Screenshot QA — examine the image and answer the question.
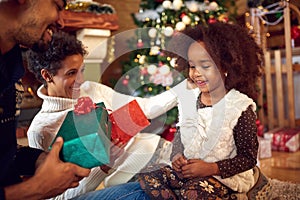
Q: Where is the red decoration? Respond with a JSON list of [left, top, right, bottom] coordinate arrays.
[[291, 26, 300, 39], [161, 126, 177, 142], [180, 12, 186, 19], [74, 96, 97, 115], [208, 17, 217, 24], [256, 119, 264, 137]]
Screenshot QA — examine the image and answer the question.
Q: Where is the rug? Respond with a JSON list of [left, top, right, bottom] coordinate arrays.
[[269, 178, 300, 200]]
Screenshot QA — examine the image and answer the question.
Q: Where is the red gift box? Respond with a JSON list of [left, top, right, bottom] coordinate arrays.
[[264, 127, 300, 152], [109, 100, 150, 144]]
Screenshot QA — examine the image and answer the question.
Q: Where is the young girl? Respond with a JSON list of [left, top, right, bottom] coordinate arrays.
[[139, 22, 265, 199]]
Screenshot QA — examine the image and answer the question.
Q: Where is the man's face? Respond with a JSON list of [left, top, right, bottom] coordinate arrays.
[[18, 0, 65, 52]]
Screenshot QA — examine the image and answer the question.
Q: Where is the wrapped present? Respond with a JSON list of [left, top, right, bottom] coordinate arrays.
[[110, 100, 150, 144], [49, 97, 111, 168], [264, 127, 300, 152], [258, 136, 272, 159]]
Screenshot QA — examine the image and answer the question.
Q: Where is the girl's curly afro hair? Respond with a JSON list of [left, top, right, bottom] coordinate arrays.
[[167, 22, 263, 100]]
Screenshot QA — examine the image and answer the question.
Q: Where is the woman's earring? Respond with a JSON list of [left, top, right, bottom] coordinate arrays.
[[224, 72, 228, 77], [46, 73, 53, 83]]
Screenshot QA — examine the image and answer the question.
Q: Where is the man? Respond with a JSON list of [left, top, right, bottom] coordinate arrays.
[[0, 1, 91, 199], [0, 1, 152, 199]]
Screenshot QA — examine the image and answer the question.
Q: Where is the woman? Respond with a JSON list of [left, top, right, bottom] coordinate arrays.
[[26, 31, 184, 199]]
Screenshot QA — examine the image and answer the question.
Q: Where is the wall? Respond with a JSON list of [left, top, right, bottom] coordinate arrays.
[[94, 0, 142, 86]]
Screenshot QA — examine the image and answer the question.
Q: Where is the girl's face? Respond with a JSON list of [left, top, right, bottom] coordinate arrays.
[[188, 41, 225, 96], [46, 54, 85, 99]]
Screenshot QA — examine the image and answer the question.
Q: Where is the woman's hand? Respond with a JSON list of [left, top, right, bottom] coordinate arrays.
[[181, 159, 220, 178], [101, 141, 126, 173]]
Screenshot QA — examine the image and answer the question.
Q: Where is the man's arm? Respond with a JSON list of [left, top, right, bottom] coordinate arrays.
[[4, 137, 90, 200]]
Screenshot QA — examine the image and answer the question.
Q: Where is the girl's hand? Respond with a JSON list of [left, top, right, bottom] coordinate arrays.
[[181, 159, 220, 178], [171, 154, 188, 171]]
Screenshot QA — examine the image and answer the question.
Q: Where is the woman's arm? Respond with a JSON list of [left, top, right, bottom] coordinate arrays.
[[92, 80, 187, 119]]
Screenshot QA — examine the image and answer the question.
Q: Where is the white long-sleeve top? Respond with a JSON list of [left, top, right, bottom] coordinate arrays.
[[27, 80, 183, 200]]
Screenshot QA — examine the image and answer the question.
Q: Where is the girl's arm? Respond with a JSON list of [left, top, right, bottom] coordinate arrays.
[[216, 106, 258, 178]]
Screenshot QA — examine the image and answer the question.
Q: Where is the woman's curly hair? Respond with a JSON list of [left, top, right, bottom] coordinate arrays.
[[27, 31, 87, 87], [167, 22, 263, 100]]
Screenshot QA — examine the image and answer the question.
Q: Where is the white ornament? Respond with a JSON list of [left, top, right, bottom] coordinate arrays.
[[149, 46, 160, 55], [162, 0, 172, 9], [148, 28, 157, 38], [139, 55, 146, 64], [147, 64, 158, 75], [164, 26, 174, 37], [159, 65, 171, 75], [169, 58, 177, 67], [186, 1, 198, 12], [182, 15, 191, 25], [175, 21, 186, 31], [173, 0, 183, 11], [208, 2, 218, 11]]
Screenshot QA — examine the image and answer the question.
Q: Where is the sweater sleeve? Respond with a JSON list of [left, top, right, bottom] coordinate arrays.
[[170, 128, 184, 161], [14, 146, 43, 176], [216, 106, 258, 178], [0, 187, 5, 200], [93, 81, 184, 120]]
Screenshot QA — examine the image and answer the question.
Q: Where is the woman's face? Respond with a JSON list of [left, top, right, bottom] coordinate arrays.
[[47, 54, 85, 99], [187, 41, 225, 95]]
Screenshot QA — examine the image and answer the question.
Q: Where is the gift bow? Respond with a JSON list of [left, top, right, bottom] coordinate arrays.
[[74, 96, 97, 115]]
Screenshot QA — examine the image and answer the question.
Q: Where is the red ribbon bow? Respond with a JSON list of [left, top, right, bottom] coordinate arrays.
[[74, 96, 97, 115]]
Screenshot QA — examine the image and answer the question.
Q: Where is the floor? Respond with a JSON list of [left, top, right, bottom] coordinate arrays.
[[259, 150, 300, 184]]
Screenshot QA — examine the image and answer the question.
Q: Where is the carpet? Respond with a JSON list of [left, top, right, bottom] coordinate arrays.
[[269, 178, 300, 200]]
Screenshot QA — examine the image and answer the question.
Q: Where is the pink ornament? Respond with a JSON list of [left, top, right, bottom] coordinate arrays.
[[180, 12, 186, 19], [140, 67, 148, 75], [208, 18, 217, 24], [137, 39, 144, 48], [122, 79, 129, 86]]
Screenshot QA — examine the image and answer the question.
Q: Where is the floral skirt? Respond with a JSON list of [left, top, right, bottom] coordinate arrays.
[[139, 165, 238, 200]]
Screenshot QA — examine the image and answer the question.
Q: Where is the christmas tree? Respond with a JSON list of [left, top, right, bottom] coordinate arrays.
[[112, 0, 236, 135]]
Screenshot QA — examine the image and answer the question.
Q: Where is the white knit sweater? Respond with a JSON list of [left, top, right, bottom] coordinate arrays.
[[27, 80, 182, 200]]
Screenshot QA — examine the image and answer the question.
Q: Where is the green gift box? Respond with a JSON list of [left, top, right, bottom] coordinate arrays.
[[49, 102, 111, 168]]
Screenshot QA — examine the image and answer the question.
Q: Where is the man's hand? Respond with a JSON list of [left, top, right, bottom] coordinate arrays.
[[5, 137, 91, 200]]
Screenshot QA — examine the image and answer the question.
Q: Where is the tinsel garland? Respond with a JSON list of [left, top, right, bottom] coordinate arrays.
[[65, 1, 115, 14]]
